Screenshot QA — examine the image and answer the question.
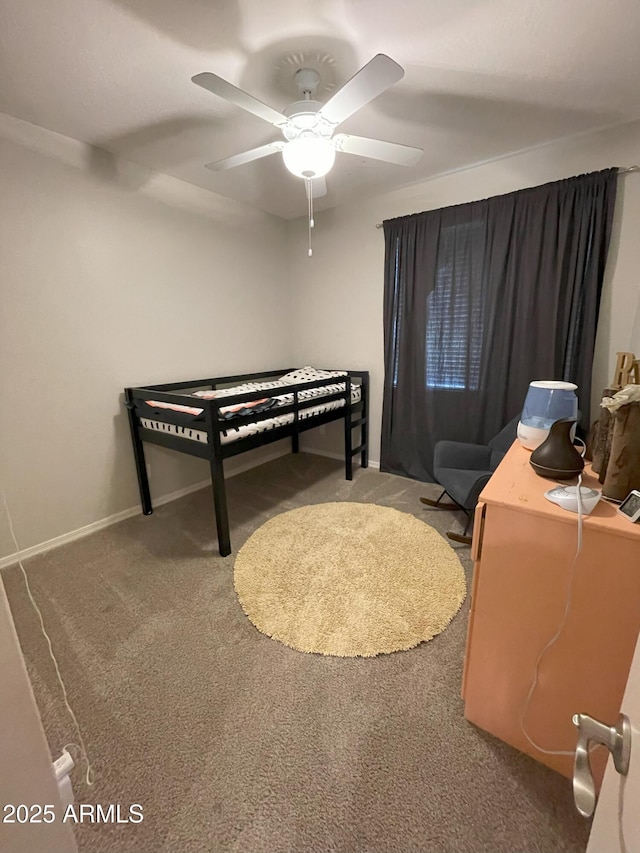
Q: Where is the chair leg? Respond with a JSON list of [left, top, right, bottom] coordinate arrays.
[[447, 531, 473, 546], [421, 489, 473, 545], [446, 511, 473, 546], [419, 489, 459, 511]]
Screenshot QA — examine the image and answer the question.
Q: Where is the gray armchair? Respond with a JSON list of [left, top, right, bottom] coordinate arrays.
[[420, 415, 520, 544]]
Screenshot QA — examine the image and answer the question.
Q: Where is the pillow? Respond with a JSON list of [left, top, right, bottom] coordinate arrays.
[[145, 400, 204, 416], [279, 366, 347, 384], [193, 380, 285, 400]]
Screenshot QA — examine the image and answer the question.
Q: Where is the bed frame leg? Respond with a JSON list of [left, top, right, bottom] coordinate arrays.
[[210, 458, 231, 557], [125, 390, 153, 515], [361, 373, 369, 469], [344, 413, 353, 481], [361, 418, 369, 469]]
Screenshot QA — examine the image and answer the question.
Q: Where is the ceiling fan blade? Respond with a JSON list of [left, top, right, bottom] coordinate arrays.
[[305, 177, 327, 199], [318, 54, 404, 126], [204, 141, 285, 171], [333, 134, 423, 166], [192, 72, 288, 127]]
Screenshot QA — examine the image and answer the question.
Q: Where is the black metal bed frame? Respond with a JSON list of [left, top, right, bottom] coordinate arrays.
[[124, 368, 369, 556]]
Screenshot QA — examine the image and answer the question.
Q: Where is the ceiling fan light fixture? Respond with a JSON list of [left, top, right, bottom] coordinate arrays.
[[282, 137, 336, 179], [193, 54, 423, 249]]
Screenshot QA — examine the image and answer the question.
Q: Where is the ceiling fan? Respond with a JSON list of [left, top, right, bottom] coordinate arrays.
[[192, 53, 423, 201]]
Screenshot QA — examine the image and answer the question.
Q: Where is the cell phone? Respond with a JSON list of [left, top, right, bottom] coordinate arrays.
[[617, 489, 640, 523]]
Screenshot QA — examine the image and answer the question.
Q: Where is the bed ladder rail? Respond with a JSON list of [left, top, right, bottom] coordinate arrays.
[[344, 372, 369, 480]]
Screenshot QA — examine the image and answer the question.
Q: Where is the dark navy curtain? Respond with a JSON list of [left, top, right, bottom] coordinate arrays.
[[381, 169, 618, 481]]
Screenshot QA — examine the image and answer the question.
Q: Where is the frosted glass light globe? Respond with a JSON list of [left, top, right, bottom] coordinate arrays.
[[282, 137, 336, 179]]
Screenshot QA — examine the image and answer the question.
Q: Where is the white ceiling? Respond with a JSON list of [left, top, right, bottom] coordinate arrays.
[[1, 0, 640, 219]]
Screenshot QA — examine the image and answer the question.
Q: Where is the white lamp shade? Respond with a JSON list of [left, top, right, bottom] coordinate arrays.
[[282, 137, 336, 179]]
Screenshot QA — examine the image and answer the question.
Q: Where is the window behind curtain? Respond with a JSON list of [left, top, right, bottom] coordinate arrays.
[[390, 239, 403, 387], [425, 221, 484, 390], [391, 220, 484, 390]]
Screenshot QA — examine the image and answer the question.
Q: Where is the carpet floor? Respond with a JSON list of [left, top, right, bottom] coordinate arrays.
[[3, 453, 590, 853]]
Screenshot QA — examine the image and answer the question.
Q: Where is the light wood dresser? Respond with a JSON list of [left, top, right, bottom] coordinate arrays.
[[462, 441, 640, 785]]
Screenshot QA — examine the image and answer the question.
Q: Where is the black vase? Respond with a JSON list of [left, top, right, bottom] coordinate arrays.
[[530, 418, 585, 479]]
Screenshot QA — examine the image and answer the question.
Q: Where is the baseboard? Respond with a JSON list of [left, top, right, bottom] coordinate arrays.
[[0, 479, 211, 572], [0, 446, 289, 572], [303, 447, 380, 469]]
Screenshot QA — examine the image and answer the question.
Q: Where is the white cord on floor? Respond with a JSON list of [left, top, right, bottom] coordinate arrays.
[[1, 490, 94, 787]]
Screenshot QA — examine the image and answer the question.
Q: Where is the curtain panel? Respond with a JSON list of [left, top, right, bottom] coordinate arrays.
[[381, 168, 618, 481]]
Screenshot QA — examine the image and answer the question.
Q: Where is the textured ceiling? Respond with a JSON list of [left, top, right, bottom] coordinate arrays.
[[1, 0, 640, 219]]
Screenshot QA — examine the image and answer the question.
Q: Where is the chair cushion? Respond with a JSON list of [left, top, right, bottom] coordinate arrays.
[[434, 440, 493, 471], [488, 415, 520, 453], [489, 448, 507, 470]]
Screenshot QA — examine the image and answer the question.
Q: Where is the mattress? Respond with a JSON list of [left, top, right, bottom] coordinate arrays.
[[140, 385, 361, 445]]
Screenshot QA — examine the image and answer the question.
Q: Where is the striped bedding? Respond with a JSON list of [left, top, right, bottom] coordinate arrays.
[[139, 367, 361, 445]]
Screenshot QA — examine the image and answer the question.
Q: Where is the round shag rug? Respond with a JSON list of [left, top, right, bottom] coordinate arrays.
[[233, 502, 467, 657]]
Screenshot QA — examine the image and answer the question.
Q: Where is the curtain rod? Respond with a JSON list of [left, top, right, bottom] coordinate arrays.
[[374, 165, 640, 228]]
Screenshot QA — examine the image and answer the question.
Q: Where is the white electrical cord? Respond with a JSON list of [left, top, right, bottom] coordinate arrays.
[[520, 435, 589, 756], [1, 490, 94, 787], [616, 772, 628, 853], [521, 435, 630, 842]]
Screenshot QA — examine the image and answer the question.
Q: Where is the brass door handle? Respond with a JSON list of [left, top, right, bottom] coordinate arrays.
[[572, 712, 631, 818]]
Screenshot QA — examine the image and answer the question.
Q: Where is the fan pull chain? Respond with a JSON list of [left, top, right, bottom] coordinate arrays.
[[307, 178, 314, 257]]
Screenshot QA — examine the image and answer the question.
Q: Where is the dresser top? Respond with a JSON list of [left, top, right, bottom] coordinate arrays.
[[480, 441, 640, 540]]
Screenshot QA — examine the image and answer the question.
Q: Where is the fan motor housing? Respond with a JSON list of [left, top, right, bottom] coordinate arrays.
[[282, 101, 334, 140], [294, 67, 321, 96], [283, 99, 323, 118]]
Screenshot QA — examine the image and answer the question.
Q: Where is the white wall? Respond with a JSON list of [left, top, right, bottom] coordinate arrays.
[[0, 114, 290, 558], [287, 119, 640, 465]]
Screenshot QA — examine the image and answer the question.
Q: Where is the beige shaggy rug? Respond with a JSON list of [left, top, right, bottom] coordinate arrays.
[[234, 501, 467, 657]]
